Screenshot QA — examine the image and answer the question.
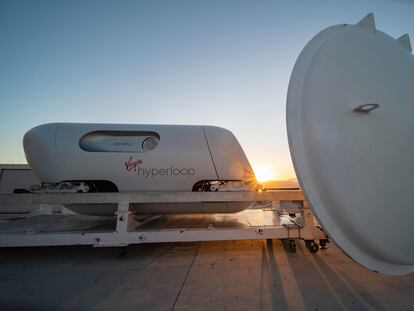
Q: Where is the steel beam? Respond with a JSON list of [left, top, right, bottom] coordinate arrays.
[[0, 190, 304, 205]]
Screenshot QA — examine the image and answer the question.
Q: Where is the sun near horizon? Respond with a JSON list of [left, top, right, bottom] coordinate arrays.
[[252, 164, 278, 183]]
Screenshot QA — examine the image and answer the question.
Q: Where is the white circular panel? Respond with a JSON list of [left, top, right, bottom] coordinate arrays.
[[142, 136, 159, 151], [287, 24, 414, 275]]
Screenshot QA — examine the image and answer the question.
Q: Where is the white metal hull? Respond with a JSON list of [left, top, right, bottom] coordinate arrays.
[[23, 123, 256, 215]]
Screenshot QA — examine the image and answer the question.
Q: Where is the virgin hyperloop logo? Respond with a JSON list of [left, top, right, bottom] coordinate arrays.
[[124, 156, 143, 172], [124, 156, 196, 178]]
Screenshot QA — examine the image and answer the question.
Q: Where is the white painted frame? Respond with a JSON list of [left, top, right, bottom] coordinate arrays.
[[0, 191, 327, 247]]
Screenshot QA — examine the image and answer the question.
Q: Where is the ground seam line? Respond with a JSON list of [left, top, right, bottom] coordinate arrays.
[[171, 244, 200, 310]]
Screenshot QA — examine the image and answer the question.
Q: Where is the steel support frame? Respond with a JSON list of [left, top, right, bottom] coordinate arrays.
[[0, 191, 327, 247]]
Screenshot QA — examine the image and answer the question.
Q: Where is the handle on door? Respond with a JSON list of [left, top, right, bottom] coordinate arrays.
[[353, 103, 380, 113]]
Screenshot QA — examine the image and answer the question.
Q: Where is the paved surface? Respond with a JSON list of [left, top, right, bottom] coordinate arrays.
[[0, 240, 413, 311]]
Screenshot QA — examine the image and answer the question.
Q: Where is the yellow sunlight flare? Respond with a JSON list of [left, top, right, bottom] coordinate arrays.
[[252, 164, 277, 183]]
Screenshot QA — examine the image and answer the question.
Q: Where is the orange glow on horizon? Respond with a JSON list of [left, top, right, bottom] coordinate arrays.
[[252, 164, 278, 183]]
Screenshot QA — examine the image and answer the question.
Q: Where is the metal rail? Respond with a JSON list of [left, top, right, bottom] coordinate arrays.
[[0, 190, 304, 205]]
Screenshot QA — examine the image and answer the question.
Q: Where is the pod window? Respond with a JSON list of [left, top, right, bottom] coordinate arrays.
[[79, 131, 160, 153]]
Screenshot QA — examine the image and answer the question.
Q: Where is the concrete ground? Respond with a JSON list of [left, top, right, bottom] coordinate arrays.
[[0, 240, 413, 311]]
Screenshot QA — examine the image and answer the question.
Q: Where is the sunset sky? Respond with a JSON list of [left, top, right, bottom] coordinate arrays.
[[1, 0, 413, 180]]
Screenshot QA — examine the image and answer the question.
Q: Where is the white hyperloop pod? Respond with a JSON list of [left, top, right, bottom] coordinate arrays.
[[23, 123, 257, 215], [286, 13, 414, 275]]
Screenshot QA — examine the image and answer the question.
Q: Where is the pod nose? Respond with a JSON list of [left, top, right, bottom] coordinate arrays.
[[23, 123, 69, 182], [23, 124, 57, 159]]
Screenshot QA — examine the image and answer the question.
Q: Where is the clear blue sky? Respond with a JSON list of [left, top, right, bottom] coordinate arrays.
[[1, 0, 413, 179]]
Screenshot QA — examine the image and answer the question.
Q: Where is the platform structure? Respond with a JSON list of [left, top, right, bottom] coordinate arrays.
[[0, 191, 327, 250]]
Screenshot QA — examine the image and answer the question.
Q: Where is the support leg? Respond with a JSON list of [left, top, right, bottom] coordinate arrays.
[[116, 202, 131, 234]]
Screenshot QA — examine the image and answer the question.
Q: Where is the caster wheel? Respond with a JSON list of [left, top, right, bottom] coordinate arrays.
[[288, 240, 297, 253], [319, 239, 329, 249], [305, 240, 319, 253]]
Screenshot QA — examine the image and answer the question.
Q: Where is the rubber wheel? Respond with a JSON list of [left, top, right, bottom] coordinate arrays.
[[288, 240, 297, 253], [305, 240, 319, 253], [319, 239, 329, 249]]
